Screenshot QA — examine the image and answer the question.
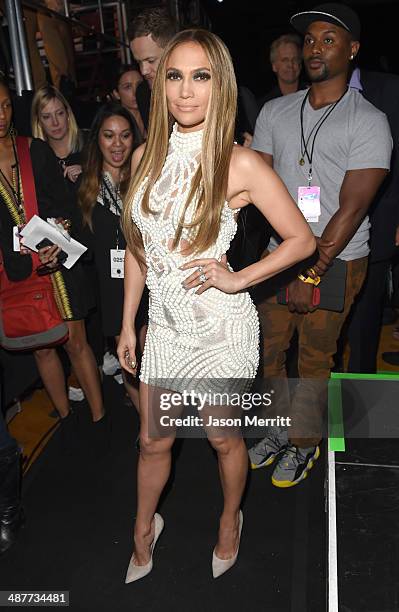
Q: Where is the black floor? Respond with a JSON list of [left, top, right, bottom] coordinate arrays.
[[0, 377, 326, 612], [336, 439, 399, 612]]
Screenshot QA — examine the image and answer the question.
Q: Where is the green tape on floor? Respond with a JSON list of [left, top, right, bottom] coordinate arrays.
[[328, 377, 345, 452], [328, 372, 399, 452], [331, 371, 399, 381]]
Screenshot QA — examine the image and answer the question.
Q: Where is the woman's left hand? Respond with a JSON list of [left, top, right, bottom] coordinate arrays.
[[64, 164, 82, 183], [180, 255, 242, 295]]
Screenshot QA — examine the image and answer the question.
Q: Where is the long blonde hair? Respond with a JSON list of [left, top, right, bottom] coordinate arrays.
[[122, 28, 237, 265], [31, 85, 82, 153]]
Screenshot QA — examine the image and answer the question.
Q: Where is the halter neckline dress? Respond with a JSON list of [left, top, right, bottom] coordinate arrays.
[[132, 124, 259, 395]]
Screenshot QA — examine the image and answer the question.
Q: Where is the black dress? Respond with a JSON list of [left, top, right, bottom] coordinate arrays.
[[0, 138, 92, 321], [81, 174, 148, 338], [53, 145, 104, 364], [81, 180, 123, 338]]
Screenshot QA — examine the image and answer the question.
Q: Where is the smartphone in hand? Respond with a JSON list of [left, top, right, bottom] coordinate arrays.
[[36, 238, 68, 265]]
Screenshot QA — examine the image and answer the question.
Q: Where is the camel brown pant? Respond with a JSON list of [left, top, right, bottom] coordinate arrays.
[[258, 256, 368, 447]]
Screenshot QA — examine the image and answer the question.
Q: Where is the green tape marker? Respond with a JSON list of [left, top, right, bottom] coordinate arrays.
[[331, 372, 399, 381], [328, 372, 399, 451], [328, 377, 345, 452]]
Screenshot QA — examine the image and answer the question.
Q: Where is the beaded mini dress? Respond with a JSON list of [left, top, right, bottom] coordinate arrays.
[[132, 124, 259, 394]]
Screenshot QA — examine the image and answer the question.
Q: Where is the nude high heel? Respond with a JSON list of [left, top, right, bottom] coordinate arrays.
[[212, 510, 243, 578], [125, 513, 164, 583]]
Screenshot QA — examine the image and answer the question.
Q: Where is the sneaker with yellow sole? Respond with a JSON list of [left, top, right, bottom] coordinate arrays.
[[271, 444, 320, 488], [248, 427, 288, 469]]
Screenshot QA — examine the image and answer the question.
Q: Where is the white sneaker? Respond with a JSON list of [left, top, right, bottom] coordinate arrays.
[[68, 386, 85, 402], [102, 351, 120, 375]]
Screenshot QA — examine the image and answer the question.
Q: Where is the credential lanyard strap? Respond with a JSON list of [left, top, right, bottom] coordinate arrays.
[[101, 177, 122, 249], [300, 88, 348, 185]]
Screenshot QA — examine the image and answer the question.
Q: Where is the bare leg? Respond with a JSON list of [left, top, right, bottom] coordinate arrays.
[[64, 321, 104, 422], [133, 383, 175, 565], [33, 348, 70, 418], [116, 333, 143, 412], [208, 435, 248, 559], [122, 370, 140, 410]]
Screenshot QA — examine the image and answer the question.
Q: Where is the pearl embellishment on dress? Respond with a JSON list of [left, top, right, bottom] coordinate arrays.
[[131, 123, 260, 392]]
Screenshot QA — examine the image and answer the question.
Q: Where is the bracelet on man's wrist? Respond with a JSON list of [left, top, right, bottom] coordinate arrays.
[[297, 268, 321, 286]]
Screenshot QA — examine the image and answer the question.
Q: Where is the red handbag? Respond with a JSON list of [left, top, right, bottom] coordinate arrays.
[[0, 137, 69, 351]]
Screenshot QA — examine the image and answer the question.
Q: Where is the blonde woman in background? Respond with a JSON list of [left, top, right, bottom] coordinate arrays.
[[31, 85, 83, 187], [118, 29, 315, 582], [31, 84, 106, 392], [31, 85, 107, 442]]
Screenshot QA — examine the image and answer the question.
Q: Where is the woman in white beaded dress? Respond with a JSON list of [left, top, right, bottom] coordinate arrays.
[[118, 29, 315, 581]]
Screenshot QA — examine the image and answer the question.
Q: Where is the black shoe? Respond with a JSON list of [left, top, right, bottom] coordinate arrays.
[[92, 413, 111, 458], [0, 445, 25, 555], [59, 410, 78, 452], [382, 351, 399, 366]]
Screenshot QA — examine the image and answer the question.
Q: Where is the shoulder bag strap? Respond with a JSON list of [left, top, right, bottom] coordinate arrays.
[[15, 137, 39, 221]]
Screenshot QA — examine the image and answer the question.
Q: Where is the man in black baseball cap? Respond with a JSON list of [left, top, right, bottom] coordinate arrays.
[[249, 0, 392, 488], [289, 2, 361, 85], [290, 2, 361, 41]]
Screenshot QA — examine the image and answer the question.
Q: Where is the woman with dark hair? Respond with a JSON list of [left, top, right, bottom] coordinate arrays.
[[79, 102, 145, 408], [112, 63, 146, 141], [0, 77, 105, 441]]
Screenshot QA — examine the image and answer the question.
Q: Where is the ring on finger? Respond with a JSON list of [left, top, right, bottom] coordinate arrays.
[[199, 273, 207, 284], [130, 359, 136, 369]]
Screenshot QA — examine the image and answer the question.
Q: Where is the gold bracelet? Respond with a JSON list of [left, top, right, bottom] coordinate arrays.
[[297, 272, 321, 286]]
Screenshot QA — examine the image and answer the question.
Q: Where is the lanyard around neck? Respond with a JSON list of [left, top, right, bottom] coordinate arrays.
[[101, 176, 123, 248], [101, 177, 121, 215], [299, 88, 348, 184]]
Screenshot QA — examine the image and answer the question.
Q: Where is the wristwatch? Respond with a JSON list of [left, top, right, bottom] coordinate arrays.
[[297, 267, 321, 286]]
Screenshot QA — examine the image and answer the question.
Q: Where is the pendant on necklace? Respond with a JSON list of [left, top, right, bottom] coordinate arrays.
[[299, 158, 305, 166]]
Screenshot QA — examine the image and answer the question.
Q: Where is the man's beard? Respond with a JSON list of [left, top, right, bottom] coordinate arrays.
[[306, 63, 330, 83]]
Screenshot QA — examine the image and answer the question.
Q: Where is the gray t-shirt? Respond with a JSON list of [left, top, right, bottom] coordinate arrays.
[[251, 88, 392, 261]]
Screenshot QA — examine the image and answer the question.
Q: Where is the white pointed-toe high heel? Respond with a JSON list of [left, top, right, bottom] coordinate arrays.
[[125, 513, 164, 583], [212, 510, 243, 579]]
